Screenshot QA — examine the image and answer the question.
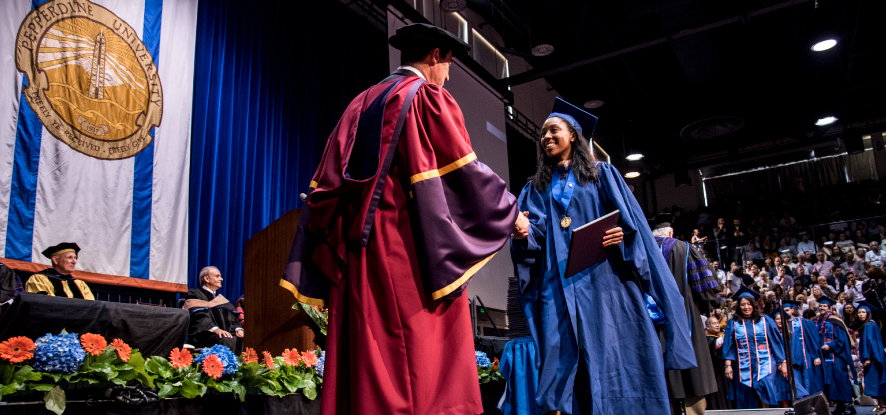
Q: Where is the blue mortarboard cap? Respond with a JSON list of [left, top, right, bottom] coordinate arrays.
[[548, 98, 599, 139], [770, 309, 782, 320], [857, 300, 879, 323], [816, 296, 835, 306], [732, 286, 760, 302], [782, 299, 801, 308]]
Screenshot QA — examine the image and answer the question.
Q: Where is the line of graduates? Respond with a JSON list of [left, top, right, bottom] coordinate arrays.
[[721, 285, 886, 415]]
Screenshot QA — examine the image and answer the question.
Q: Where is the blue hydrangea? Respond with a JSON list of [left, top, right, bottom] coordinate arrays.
[[475, 351, 491, 369], [32, 333, 85, 374], [316, 350, 325, 378], [194, 344, 239, 375]]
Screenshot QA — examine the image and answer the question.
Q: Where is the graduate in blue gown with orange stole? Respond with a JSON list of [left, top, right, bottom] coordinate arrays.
[[782, 299, 826, 398], [857, 301, 886, 414], [815, 296, 858, 415], [723, 287, 790, 408], [511, 99, 695, 415]]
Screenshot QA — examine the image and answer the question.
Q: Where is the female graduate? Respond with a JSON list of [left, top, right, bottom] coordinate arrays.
[[723, 287, 790, 408], [783, 300, 826, 397], [857, 301, 886, 414], [511, 98, 695, 415]]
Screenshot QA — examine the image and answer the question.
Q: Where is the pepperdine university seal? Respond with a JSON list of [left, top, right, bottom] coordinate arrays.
[[15, 0, 162, 160]]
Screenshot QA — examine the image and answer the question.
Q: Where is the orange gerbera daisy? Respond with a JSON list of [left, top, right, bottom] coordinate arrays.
[[0, 336, 36, 363], [241, 347, 258, 365], [169, 347, 193, 369], [110, 338, 131, 362], [201, 354, 224, 380], [263, 351, 275, 369], [80, 333, 108, 356], [300, 351, 318, 367], [281, 348, 300, 367]]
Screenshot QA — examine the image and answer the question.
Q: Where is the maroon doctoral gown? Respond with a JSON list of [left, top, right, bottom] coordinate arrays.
[[282, 74, 517, 415]]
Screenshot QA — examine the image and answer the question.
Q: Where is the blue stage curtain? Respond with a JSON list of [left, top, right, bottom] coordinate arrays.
[[189, 0, 388, 301]]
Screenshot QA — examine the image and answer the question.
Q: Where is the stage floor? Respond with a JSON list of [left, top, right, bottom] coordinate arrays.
[[709, 406, 877, 414]]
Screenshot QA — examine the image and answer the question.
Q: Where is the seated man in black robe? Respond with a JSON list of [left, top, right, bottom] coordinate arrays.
[[0, 262, 24, 312], [23, 242, 94, 300], [184, 266, 243, 352]]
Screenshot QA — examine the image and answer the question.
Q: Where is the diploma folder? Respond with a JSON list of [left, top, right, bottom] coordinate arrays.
[[564, 210, 620, 278]]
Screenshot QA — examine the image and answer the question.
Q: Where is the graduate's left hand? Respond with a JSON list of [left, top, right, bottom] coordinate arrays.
[[602, 227, 624, 247], [779, 362, 788, 378]]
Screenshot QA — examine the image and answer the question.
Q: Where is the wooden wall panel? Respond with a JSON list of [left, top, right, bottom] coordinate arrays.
[[243, 209, 318, 355]]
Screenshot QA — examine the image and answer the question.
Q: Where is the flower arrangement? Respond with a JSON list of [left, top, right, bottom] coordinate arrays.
[[0, 332, 325, 415], [475, 351, 503, 384]]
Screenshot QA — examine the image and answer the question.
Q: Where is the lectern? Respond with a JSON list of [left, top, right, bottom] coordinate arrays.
[[244, 209, 319, 355]]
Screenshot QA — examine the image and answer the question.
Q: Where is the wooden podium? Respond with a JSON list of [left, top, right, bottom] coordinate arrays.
[[243, 209, 319, 355]]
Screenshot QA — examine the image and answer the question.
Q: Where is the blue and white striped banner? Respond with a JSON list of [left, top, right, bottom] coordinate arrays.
[[0, 0, 197, 285]]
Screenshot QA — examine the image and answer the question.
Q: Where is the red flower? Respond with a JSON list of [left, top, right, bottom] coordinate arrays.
[[201, 354, 223, 380], [241, 347, 258, 365], [263, 351, 275, 369], [492, 357, 500, 371], [169, 347, 193, 369], [281, 348, 300, 367], [0, 336, 36, 363], [80, 333, 108, 356], [300, 351, 318, 367], [110, 338, 131, 362]]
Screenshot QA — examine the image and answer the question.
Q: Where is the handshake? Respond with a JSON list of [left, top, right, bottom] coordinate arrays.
[[511, 210, 624, 247]]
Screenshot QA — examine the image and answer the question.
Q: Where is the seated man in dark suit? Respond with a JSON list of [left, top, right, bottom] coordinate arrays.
[[23, 242, 94, 300], [184, 266, 243, 352]]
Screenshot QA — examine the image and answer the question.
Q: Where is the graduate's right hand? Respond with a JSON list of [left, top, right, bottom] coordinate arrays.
[[725, 366, 733, 380], [513, 211, 530, 239], [813, 358, 821, 366]]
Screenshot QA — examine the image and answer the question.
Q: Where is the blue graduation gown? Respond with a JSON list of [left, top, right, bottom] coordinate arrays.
[[820, 319, 856, 402], [512, 162, 695, 415], [859, 321, 886, 398], [722, 315, 789, 408], [790, 317, 826, 397]]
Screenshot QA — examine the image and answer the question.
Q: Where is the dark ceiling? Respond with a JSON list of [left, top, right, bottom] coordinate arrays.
[[467, 0, 886, 174]]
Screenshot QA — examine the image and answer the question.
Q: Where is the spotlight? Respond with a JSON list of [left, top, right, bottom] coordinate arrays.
[[531, 44, 555, 57], [815, 116, 838, 126], [624, 172, 641, 178], [811, 39, 837, 52], [583, 100, 604, 109], [625, 153, 644, 161]]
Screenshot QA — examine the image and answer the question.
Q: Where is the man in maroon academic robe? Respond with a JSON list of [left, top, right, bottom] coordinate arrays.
[[281, 23, 525, 415]]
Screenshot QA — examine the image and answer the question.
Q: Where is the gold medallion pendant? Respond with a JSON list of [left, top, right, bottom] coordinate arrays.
[[560, 216, 571, 228]]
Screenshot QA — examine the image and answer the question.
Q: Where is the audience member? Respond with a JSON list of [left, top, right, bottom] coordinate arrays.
[[780, 232, 799, 257], [797, 234, 818, 256], [812, 252, 835, 277], [843, 252, 866, 279], [795, 265, 813, 291], [815, 276, 838, 298], [867, 242, 884, 268], [844, 273, 865, 304]]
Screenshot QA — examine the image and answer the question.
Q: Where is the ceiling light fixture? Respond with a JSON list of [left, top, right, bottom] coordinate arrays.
[[440, 0, 467, 12], [531, 44, 555, 57], [815, 116, 838, 126], [584, 100, 604, 109], [811, 39, 837, 52], [624, 172, 641, 179], [625, 153, 644, 161]]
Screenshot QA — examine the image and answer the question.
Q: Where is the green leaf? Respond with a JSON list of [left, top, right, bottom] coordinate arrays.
[[0, 363, 14, 385], [180, 378, 202, 399], [158, 383, 179, 399], [13, 366, 38, 383], [1, 381, 20, 395], [30, 383, 56, 391], [294, 302, 328, 336], [44, 386, 66, 415], [281, 378, 298, 393], [128, 352, 146, 370], [303, 384, 317, 400], [147, 356, 173, 379]]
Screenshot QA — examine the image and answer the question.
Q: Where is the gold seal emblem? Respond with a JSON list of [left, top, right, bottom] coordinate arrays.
[[15, 0, 162, 160]]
